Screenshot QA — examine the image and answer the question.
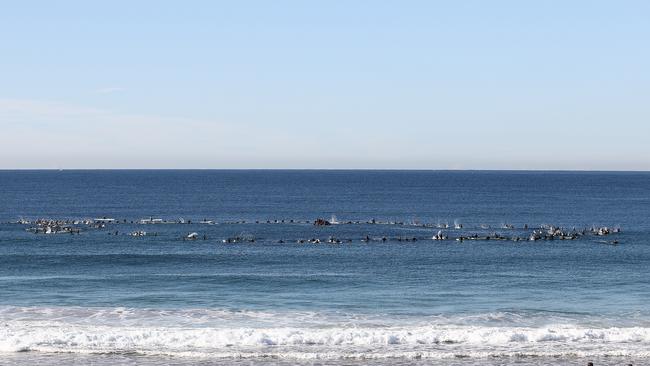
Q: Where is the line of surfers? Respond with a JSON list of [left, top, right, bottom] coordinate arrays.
[[196, 226, 620, 245], [15, 217, 620, 243]]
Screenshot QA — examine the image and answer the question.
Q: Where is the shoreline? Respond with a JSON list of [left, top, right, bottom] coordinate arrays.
[[0, 352, 642, 366]]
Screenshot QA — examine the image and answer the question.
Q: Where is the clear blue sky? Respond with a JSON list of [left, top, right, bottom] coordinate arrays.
[[1, 1, 648, 169]]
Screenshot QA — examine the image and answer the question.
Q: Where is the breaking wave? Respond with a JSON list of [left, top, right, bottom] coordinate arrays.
[[1, 306, 649, 360]]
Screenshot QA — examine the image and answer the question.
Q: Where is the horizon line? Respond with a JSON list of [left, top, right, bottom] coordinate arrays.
[[1, 168, 649, 173]]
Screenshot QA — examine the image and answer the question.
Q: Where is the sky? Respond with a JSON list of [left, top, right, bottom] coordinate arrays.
[[1, 0, 649, 170]]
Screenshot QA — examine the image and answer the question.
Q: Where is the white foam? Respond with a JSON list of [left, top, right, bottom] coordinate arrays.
[[1, 306, 649, 360]]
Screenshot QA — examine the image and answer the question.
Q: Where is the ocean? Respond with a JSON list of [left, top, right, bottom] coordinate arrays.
[[0, 170, 648, 365]]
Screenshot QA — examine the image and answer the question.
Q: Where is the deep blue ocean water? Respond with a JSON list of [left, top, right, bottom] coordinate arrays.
[[0, 170, 649, 365]]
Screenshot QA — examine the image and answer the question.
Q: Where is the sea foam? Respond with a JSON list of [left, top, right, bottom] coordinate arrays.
[[1, 306, 649, 360]]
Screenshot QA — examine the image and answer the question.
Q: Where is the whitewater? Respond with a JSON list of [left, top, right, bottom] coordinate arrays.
[[1, 306, 649, 362]]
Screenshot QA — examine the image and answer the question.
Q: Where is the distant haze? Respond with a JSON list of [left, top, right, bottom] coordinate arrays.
[[1, 1, 648, 170]]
